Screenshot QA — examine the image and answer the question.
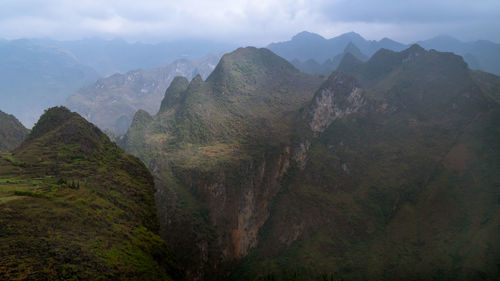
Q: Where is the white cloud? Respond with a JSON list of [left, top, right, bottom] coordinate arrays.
[[0, 0, 498, 44]]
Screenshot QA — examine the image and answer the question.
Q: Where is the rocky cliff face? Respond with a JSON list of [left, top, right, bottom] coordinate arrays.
[[306, 72, 364, 134], [123, 47, 324, 280]]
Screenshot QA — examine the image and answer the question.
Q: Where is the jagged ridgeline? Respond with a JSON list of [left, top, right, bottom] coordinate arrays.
[[123, 47, 324, 279], [0, 107, 182, 280], [0, 110, 29, 152], [125, 45, 500, 280]]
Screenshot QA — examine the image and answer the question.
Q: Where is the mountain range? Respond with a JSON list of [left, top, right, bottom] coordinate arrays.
[[291, 42, 369, 75], [66, 54, 221, 134], [268, 31, 500, 76], [0, 39, 99, 127], [0, 38, 234, 127], [122, 45, 500, 280], [1, 31, 500, 281]]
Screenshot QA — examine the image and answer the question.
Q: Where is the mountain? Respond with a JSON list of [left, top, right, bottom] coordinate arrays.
[[0, 110, 29, 151], [418, 35, 500, 75], [66, 54, 221, 134], [234, 45, 500, 280], [32, 38, 236, 77], [122, 47, 324, 280], [0, 37, 235, 128], [0, 39, 100, 127], [269, 31, 500, 77], [0, 107, 182, 280], [292, 42, 368, 75], [124, 45, 500, 280], [268, 31, 406, 63]]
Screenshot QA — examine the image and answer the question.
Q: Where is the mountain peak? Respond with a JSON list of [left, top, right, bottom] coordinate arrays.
[[16, 106, 109, 161], [292, 31, 325, 41], [337, 31, 364, 41], [29, 106, 75, 140], [159, 76, 190, 113], [343, 42, 367, 60], [337, 52, 364, 73], [207, 47, 298, 86], [405, 43, 425, 54]]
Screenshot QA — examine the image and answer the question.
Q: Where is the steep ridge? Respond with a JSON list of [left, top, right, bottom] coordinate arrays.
[[66, 54, 221, 134], [0, 110, 29, 151], [234, 45, 500, 280], [123, 47, 324, 280], [0, 107, 182, 280]]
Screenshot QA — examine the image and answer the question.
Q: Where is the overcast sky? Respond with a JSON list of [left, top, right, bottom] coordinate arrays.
[[1, 0, 499, 45]]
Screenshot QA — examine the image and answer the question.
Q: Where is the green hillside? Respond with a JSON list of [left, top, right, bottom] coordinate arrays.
[[0, 110, 29, 152], [0, 107, 182, 280]]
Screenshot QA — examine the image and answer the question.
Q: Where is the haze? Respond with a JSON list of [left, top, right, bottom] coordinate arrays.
[[1, 0, 499, 44]]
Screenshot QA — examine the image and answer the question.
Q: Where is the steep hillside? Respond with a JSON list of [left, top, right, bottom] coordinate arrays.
[[66, 54, 221, 134], [0, 107, 182, 280], [124, 45, 500, 280], [235, 46, 500, 280], [0, 110, 29, 151], [123, 47, 324, 280]]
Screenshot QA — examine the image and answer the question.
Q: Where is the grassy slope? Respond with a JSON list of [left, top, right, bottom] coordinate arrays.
[[0, 107, 181, 280]]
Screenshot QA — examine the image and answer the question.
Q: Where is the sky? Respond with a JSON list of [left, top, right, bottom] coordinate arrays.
[[0, 0, 499, 45]]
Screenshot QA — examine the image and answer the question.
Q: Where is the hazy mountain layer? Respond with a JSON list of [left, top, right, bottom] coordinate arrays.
[[0, 110, 29, 151], [268, 31, 406, 63], [124, 45, 500, 280], [0, 107, 182, 280], [38, 38, 235, 77], [418, 35, 500, 75], [0, 40, 99, 127], [66, 54, 221, 134], [291, 42, 368, 75], [269, 31, 500, 76]]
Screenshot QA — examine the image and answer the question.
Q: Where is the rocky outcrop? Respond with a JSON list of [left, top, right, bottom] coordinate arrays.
[[306, 72, 364, 134], [293, 72, 365, 168]]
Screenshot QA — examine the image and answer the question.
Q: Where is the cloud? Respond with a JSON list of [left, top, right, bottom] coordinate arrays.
[[0, 0, 498, 44]]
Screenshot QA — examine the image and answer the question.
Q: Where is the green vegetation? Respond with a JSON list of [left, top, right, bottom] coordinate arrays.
[[123, 46, 500, 280], [0, 107, 182, 280], [0, 110, 29, 151]]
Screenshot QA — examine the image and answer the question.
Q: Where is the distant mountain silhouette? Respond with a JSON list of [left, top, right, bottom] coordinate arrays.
[[268, 31, 406, 63], [417, 35, 500, 75], [292, 42, 369, 75], [66, 54, 221, 134], [269, 31, 500, 76]]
